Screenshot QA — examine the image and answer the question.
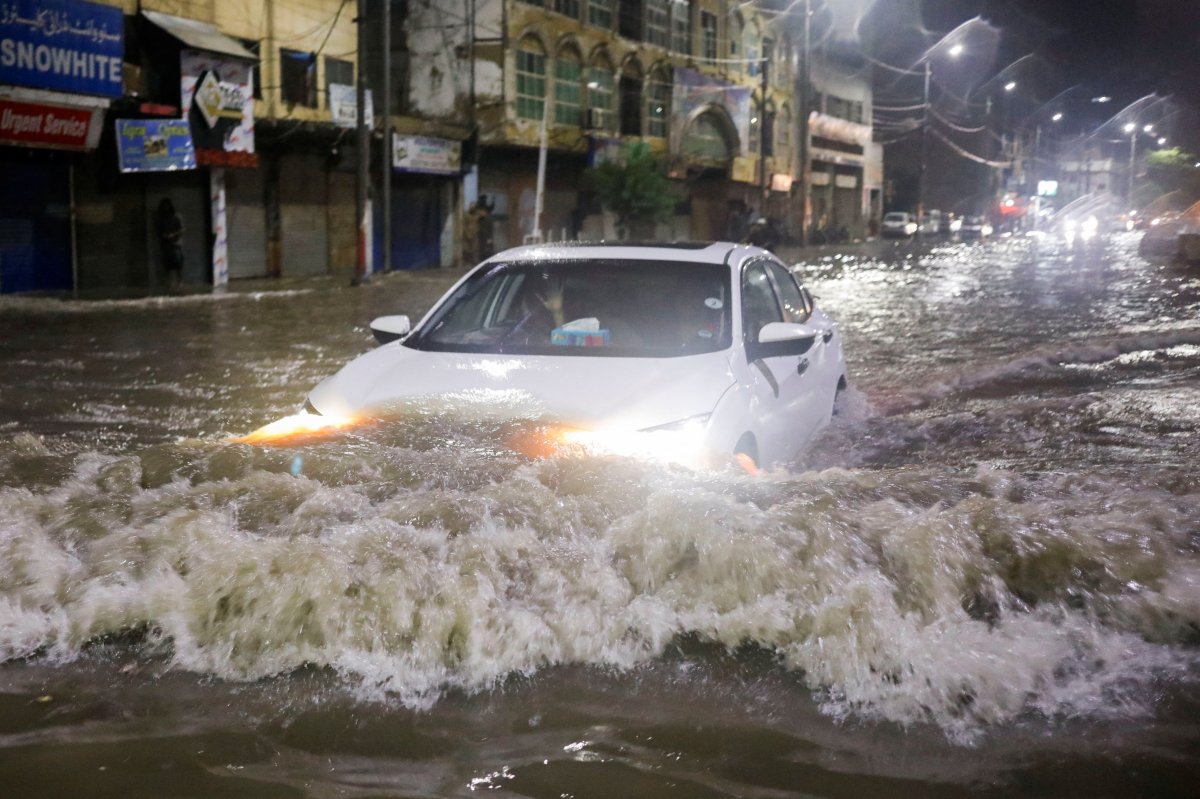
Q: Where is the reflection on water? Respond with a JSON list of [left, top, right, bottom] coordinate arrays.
[[1, 235, 1198, 796]]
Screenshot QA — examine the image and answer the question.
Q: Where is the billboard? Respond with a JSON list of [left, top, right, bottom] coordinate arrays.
[[0, 0, 123, 97], [115, 118, 196, 172], [180, 49, 255, 167]]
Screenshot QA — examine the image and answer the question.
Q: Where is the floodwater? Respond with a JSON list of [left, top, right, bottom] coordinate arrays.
[[1, 234, 1197, 797]]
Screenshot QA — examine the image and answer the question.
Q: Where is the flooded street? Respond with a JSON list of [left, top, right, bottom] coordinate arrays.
[[1, 234, 1198, 797]]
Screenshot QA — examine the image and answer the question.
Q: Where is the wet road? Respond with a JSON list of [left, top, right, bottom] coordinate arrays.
[[1, 233, 1198, 797]]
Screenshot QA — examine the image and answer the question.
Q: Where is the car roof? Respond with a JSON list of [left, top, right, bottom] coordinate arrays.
[[486, 241, 754, 265]]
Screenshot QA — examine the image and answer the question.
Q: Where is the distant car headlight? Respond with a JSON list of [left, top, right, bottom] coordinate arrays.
[[950, 219, 962, 232]]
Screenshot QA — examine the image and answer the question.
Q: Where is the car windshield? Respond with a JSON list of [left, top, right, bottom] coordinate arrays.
[[408, 259, 732, 357], [884, 213, 907, 222]]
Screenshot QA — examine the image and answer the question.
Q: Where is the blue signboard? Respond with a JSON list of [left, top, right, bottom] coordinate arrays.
[[116, 118, 196, 172], [0, 0, 124, 97]]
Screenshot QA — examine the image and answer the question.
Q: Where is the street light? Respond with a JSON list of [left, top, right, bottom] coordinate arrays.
[[1004, 81, 1017, 92], [916, 38, 965, 227], [1051, 112, 1063, 122]]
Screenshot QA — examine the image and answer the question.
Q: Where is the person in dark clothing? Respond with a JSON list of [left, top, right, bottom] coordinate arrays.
[[156, 198, 184, 286]]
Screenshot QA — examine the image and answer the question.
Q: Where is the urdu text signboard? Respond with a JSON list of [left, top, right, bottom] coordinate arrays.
[[115, 118, 196, 172], [0, 0, 123, 97]]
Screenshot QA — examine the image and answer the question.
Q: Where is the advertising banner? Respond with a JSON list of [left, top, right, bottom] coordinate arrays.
[[180, 48, 255, 167], [328, 83, 372, 129], [392, 133, 461, 175], [115, 118, 196, 172], [672, 68, 751, 156], [0, 94, 101, 149], [0, 0, 123, 97]]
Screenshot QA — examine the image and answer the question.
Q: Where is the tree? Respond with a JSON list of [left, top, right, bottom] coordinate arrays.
[[1142, 147, 1200, 205], [585, 141, 676, 239]]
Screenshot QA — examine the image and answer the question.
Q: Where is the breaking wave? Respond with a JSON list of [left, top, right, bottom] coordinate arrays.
[[2, 410, 1197, 741]]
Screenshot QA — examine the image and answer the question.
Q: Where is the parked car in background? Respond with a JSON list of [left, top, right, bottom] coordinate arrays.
[[881, 212, 918, 238], [959, 216, 993, 239]]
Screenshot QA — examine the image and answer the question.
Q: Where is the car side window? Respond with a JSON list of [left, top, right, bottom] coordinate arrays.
[[742, 262, 784, 343], [765, 262, 811, 324]]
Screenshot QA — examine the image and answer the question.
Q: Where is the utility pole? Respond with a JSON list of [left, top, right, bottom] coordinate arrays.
[[917, 60, 930, 230], [354, 0, 370, 284], [797, 0, 810, 247], [382, 0, 392, 271], [758, 50, 769, 215], [1127, 128, 1138, 203]]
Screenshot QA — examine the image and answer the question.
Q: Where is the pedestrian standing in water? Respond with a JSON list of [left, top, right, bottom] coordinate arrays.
[[156, 198, 184, 287]]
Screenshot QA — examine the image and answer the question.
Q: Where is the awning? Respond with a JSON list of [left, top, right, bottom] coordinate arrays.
[[141, 11, 256, 60]]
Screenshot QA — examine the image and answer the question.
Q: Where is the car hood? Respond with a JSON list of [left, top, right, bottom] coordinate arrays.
[[308, 342, 738, 430]]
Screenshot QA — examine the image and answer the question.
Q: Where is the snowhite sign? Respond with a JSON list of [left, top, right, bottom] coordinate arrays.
[[0, 0, 123, 97]]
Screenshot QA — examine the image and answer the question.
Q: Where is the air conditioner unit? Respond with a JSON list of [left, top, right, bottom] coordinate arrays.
[[585, 108, 606, 130]]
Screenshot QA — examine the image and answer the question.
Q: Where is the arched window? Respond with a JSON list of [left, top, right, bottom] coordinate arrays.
[[555, 45, 583, 126], [516, 38, 547, 121], [681, 111, 734, 163], [619, 59, 644, 136], [646, 65, 671, 138], [587, 54, 615, 131]]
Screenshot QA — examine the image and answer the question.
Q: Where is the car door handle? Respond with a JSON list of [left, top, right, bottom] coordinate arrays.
[[797, 358, 809, 376], [822, 329, 834, 343]]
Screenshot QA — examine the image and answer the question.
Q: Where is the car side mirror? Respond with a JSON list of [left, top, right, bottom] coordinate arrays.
[[370, 315, 411, 344], [748, 322, 818, 360]]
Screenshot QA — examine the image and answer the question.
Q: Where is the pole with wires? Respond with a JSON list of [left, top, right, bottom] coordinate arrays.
[[917, 60, 930, 233], [382, 0, 392, 272], [353, 0, 370, 284], [798, 0, 810, 247]]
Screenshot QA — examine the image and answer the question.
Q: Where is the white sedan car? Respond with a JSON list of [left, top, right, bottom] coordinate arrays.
[[299, 242, 847, 470]]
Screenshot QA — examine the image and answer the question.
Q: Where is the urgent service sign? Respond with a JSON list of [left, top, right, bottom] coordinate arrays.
[[0, 0, 124, 98], [0, 95, 102, 149]]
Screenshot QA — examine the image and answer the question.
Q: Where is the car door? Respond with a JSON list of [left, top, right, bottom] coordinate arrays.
[[740, 259, 820, 465], [765, 261, 840, 425]]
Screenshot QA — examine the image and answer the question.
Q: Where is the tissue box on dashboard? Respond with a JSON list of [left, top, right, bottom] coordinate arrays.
[[551, 327, 610, 347]]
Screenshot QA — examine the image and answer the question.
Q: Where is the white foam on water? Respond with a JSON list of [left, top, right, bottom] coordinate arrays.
[[1, 426, 1197, 739]]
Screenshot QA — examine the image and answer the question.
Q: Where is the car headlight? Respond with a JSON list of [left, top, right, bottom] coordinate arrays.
[[558, 413, 713, 466]]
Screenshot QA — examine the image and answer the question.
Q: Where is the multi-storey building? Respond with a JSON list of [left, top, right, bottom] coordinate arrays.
[[401, 0, 809, 252]]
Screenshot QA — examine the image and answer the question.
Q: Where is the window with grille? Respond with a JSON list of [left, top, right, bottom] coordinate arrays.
[[619, 74, 642, 135], [516, 43, 547, 120], [554, 0, 580, 19], [555, 52, 582, 125], [645, 0, 668, 47], [589, 0, 614, 28], [647, 69, 670, 137], [281, 48, 317, 107], [324, 56, 352, 107], [619, 0, 644, 40], [701, 11, 717, 62], [587, 65, 614, 130], [762, 37, 773, 85], [670, 0, 691, 55], [729, 14, 742, 75]]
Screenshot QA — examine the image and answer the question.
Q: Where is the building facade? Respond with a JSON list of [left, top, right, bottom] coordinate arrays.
[[1, 0, 884, 294]]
